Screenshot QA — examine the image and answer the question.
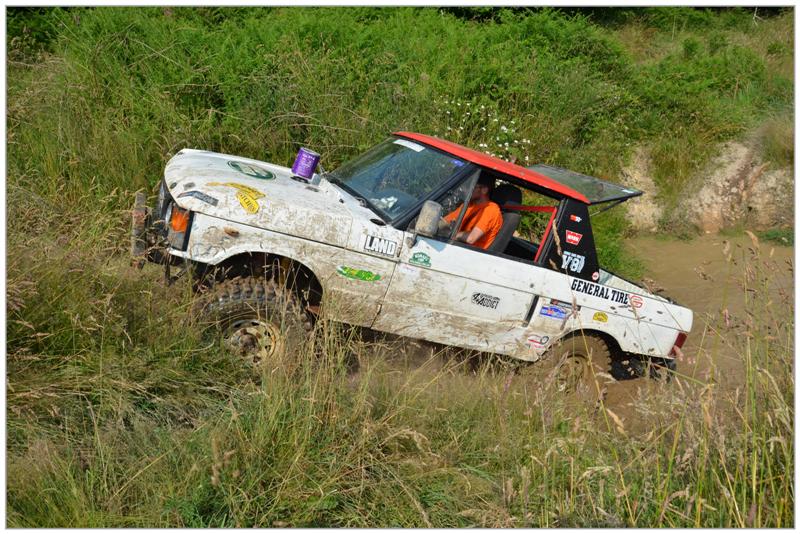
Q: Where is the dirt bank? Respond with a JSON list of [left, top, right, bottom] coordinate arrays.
[[620, 142, 794, 233]]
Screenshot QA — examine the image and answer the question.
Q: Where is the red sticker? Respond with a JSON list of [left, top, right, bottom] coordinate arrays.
[[566, 230, 582, 245], [629, 295, 643, 308], [570, 214, 582, 223]]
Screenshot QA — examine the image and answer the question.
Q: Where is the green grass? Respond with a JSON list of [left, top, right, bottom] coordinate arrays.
[[758, 228, 794, 246], [7, 220, 794, 526], [6, 6, 794, 527], [757, 114, 794, 168], [7, 7, 793, 211]]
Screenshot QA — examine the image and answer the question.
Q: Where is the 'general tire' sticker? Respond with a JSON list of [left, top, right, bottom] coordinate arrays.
[[570, 278, 645, 309]]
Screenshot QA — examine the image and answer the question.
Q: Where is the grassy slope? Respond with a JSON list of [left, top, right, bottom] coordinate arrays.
[[6, 7, 794, 527]]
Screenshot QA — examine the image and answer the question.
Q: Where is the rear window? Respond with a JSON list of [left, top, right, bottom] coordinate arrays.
[[527, 164, 642, 204]]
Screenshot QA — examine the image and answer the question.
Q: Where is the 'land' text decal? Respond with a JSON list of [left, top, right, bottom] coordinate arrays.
[[361, 234, 398, 257]]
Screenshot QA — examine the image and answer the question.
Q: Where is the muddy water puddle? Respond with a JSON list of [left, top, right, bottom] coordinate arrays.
[[600, 233, 793, 429]]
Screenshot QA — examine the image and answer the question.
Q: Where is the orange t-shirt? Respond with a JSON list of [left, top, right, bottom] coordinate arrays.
[[445, 201, 503, 250]]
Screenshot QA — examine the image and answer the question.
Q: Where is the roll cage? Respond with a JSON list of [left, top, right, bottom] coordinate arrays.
[[380, 132, 642, 283]]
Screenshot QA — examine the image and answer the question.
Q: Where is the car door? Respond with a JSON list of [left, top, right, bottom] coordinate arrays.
[[371, 234, 541, 356]]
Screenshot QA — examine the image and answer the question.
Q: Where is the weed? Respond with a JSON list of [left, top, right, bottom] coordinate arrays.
[[757, 228, 793, 246], [6, 6, 794, 527], [756, 114, 794, 168]]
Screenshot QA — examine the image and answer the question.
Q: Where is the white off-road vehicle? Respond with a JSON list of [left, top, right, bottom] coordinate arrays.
[[132, 132, 692, 391]]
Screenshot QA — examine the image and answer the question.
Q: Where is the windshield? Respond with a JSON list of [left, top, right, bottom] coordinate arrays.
[[328, 137, 469, 220]]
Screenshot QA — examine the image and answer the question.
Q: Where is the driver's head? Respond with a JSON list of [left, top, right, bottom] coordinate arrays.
[[471, 174, 495, 202]]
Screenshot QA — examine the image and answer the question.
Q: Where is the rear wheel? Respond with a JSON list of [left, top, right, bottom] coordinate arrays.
[[539, 334, 615, 403], [197, 277, 313, 368]]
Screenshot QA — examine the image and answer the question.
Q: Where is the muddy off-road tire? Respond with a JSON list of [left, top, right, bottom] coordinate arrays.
[[539, 334, 615, 403], [198, 277, 313, 368]]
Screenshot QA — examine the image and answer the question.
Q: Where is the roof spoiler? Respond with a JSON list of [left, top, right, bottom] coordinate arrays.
[[526, 164, 643, 205]]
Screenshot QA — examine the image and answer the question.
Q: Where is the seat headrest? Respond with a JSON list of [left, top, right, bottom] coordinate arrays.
[[491, 183, 523, 209]]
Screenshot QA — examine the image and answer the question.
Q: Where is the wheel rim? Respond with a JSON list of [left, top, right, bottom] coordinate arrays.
[[553, 352, 589, 393], [225, 318, 284, 365]]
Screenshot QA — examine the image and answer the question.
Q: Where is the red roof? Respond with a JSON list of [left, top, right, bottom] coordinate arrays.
[[394, 131, 589, 203]]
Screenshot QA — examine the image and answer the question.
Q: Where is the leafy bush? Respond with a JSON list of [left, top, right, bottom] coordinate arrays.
[[6, 7, 794, 527]]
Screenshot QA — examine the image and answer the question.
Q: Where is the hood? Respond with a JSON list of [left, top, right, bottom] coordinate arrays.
[[164, 149, 370, 248]]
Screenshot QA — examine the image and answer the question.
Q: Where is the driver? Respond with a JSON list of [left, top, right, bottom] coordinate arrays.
[[443, 175, 503, 250]]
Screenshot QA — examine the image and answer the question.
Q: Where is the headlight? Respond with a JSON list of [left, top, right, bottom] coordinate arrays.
[[165, 203, 192, 251]]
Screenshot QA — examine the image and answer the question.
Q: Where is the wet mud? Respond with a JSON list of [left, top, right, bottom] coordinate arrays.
[[599, 233, 793, 429]]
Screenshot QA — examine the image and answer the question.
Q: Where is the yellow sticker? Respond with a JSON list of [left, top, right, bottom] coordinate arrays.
[[236, 191, 260, 213], [593, 311, 608, 323], [207, 182, 264, 199]]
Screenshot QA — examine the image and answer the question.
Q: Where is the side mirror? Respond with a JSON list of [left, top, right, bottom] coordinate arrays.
[[415, 200, 442, 237]]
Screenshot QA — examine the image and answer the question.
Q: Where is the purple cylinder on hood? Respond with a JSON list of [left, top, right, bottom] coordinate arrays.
[[291, 147, 320, 180]]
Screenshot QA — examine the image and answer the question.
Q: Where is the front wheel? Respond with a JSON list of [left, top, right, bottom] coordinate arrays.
[[197, 277, 313, 368]]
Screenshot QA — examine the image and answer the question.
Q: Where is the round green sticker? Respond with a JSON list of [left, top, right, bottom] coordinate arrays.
[[228, 160, 275, 180]]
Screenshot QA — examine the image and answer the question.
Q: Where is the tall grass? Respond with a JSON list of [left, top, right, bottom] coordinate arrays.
[[7, 210, 794, 525], [6, 7, 794, 527]]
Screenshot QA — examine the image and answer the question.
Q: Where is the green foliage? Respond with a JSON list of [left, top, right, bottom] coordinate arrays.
[[758, 228, 793, 246], [757, 114, 794, 168], [9, 6, 791, 209], [592, 209, 643, 278], [7, 249, 794, 526], [6, 7, 794, 527], [6, 7, 67, 60]]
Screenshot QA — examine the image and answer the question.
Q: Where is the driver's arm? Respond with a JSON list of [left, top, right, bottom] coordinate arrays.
[[457, 226, 486, 245]]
